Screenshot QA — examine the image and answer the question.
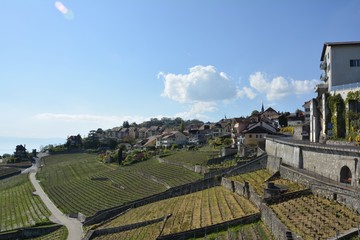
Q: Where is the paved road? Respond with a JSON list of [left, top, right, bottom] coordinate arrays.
[[29, 153, 83, 240]]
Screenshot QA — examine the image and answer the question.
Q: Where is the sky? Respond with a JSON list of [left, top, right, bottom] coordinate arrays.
[[1, 0, 360, 150]]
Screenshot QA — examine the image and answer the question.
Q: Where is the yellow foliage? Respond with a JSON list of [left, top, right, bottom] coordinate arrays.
[[355, 135, 360, 146]]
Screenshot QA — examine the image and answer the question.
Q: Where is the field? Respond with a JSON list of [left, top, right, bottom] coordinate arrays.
[[96, 186, 259, 237], [37, 153, 202, 216], [192, 220, 273, 240], [0, 174, 50, 232], [230, 169, 306, 196], [270, 194, 360, 239], [161, 148, 218, 167]]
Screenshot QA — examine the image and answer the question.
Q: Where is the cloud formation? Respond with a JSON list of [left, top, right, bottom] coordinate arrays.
[[55, 1, 74, 20], [249, 72, 319, 101], [35, 113, 146, 124], [175, 102, 218, 120], [159, 65, 237, 103]]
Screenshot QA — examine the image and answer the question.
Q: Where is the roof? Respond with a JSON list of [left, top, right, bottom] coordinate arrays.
[[321, 41, 360, 61]]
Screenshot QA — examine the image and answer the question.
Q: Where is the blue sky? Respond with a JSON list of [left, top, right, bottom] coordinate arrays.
[[1, 0, 360, 142]]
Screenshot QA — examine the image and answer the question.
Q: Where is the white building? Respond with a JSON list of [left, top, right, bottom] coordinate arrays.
[[320, 41, 360, 98], [311, 41, 360, 142]]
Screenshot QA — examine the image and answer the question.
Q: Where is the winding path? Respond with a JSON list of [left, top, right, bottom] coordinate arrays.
[[29, 153, 83, 240]]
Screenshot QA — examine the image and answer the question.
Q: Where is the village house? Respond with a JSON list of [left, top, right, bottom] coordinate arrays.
[[155, 131, 187, 148]]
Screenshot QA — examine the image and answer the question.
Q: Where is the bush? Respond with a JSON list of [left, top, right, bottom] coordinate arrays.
[[355, 135, 360, 146]]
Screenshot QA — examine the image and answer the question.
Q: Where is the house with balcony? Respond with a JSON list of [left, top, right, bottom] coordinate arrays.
[[311, 41, 360, 142]]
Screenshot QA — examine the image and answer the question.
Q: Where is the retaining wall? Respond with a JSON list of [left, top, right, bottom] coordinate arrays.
[[156, 214, 260, 240], [0, 224, 62, 240], [205, 154, 267, 179], [266, 137, 360, 187]]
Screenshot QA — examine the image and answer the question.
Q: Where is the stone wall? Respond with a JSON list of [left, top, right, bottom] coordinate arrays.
[[85, 215, 169, 239], [260, 203, 302, 240], [266, 137, 360, 187], [83, 177, 221, 226], [205, 154, 267, 179], [0, 224, 62, 240], [156, 214, 260, 240]]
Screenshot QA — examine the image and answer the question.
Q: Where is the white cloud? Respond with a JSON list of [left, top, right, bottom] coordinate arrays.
[[159, 65, 237, 103], [249, 71, 319, 101], [175, 102, 218, 120], [35, 113, 147, 125], [237, 87, 257, 99]]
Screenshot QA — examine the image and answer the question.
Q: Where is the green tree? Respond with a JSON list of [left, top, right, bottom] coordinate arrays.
[[179, 120, 185, 133], [123, 121, 130, 128]]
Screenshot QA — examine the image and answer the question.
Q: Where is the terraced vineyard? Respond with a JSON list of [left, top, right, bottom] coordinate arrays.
[[37, 153, 202, 216], [0, 167, 21, 179], [161, 148, 217, 166], [230, 169, 306, 195], [0, 174, 50, 231], [96, 186, 259, 237], [193, 220, 273, 240], [270, 194, 360, 239]]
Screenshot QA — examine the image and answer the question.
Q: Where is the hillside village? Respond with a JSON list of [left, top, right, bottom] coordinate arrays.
[[1, 42, 360, 240]]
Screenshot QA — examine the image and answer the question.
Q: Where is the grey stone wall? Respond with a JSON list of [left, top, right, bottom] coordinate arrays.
[[266, 137, 360, 187], [156, 214, 261, 240], [0, 224, 62, 240]]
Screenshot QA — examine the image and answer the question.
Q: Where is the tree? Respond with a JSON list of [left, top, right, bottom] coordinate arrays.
[[123, 121, 130, 128], [251, 110, 260, 115], [179, 120, 185, 133]]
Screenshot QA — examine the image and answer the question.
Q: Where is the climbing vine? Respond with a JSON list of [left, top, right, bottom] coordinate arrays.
[[345, 90, 360, 142], [327, 93, 345, 139]]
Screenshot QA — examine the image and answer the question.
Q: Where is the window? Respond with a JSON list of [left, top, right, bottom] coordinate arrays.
[[350, 59, 360, 67], [249, 134, 252, 138]]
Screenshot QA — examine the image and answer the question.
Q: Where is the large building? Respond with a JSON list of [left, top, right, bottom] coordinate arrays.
[[310, 41, 360, 142], [320, 41, 360, 97]]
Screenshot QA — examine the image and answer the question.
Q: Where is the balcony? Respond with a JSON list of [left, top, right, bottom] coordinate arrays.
[[320, 61, 327, 70], [320, 73, 328, 82]]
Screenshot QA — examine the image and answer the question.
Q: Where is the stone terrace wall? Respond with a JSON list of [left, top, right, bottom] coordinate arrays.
[[266, 136, 360, 187], [0, 224, 62, 240], [205, 154, 267, 179], [156, 214, 260, 240], [85, 215, 168, 240], [83, 177, 221, 226], [221, 177, 303, 240]]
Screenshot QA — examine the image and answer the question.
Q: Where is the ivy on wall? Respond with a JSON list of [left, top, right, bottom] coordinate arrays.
[[345, 90, 360, 141], [327, 93, 345, 139]]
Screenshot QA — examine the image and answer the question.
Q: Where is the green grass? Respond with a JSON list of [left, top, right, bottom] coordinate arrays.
[[37, 153, 202, 216], [0, 174, 51, 232], [161, 148, 218, 166], [97, 186, 259, 236]]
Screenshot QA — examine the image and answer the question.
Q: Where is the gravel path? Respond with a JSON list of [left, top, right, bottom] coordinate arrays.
[[29, 153, 83, 240]]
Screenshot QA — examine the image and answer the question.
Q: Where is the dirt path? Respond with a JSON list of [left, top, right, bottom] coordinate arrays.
[[29, 153, 83, 240]]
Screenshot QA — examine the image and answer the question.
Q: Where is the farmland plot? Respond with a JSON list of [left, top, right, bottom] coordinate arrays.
[[37, 153, 202, 216], [270, 194, 360, 239], [0, 174, 50, 232], [97, 186, 259, 237]]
